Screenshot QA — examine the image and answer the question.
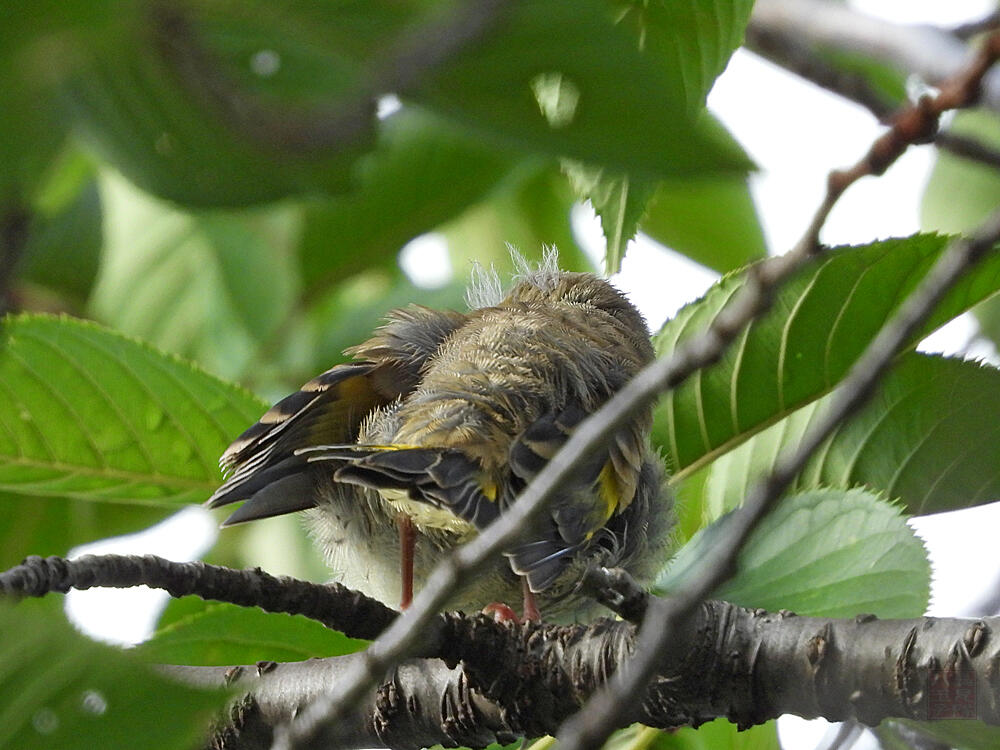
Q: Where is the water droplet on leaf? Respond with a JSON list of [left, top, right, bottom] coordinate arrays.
[[80, 689, 108, 716], [250, 49, 281, 77], [32, 708, 59, 734]]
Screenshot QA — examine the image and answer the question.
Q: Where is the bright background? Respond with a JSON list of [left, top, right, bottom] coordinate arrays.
[[64, 1, 1000, 747]]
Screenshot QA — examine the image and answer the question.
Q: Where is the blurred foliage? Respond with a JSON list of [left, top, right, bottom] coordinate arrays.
[[3, 1, 1000, 749]]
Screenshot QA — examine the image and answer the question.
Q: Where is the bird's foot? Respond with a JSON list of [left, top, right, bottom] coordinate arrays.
[[482, 602, 521, 623], [481, 598, 541, 624]]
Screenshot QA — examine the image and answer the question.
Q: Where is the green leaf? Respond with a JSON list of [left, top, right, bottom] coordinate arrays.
[[0, 3, 115, 196], [61, 3, 389, 207], [561, 162, 657, 275], [138, 602, 368, 666], [0, 314, 265, 508], [659, 489, 931, 618], [704, 354, 1000, 518], [443, 166, 593, 274], [884, 719, 1000, 750], [0, 495, 168, 569], [640, 175, 767, 274], [298, 108, 523, 290], [0, 600, 225, 750], [920, 110, 1000, 350], [414, 0, 753, 179], [671, 465, 712, 546], [20, 176, 101, 306], [921, 110, 1000, 237], [653, 234, 1000, 478], [605, 719, 778, 750], [613, 0, 756, 114], [88, 173, 300, 380]]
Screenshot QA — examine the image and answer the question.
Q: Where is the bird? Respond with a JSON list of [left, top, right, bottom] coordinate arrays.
[[206, 253, 673, 621]]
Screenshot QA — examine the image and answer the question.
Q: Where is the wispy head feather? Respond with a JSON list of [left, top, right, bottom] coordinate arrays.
[[465, 246, 563, 309], [465, 261, 504, 309], [512, 245, 561, 292]]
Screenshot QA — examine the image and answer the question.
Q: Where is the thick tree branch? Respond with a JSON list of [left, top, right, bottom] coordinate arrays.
[[164, 603, 1000, 750]]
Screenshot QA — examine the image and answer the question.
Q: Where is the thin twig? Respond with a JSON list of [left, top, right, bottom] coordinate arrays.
[[792, 29, 1000, 254], [953, 11, 1000, 41], [751, 0, 1000, 112], [747, 20, 1000, 173], [0, 554, 397, 640]]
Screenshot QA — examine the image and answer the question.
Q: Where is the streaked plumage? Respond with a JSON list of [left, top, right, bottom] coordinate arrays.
[[207, 257, 673, 619]]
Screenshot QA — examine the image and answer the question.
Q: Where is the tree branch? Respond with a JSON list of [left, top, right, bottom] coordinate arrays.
[[0, 554, 396, 641], [749, 0, 1000, 112], [164, 603, 1000, 749], [748, 0, 1000, 174]]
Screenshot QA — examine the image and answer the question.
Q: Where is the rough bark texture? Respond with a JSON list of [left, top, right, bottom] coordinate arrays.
[[161, 602, 1000, 750]]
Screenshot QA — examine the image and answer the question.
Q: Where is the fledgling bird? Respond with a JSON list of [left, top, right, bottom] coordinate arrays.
[[206, 254, 673, 620]]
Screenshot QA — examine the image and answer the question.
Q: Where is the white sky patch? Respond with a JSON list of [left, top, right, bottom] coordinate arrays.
[[377, 94, 402, 119], [399, 232, 453, 288], [65, 507, 216, 645], [850, 0, 995, 25], [911, 503, 1000, 617], [709, 50, 933, 253], [571, 202, 720, 332], [919, 312, 1000, 366]]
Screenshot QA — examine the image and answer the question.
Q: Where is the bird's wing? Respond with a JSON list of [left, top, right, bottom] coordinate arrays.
[[505, 401, 646, 592], [206, 362, 405, 524], [305, 445, 502, 530], [207, 304, 469, 526], [307, 400, 646, 594]]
